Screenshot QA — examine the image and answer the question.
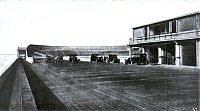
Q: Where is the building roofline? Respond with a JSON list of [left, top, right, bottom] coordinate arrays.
[[18, 47, 26, 50], [132, 11, 200, 30]]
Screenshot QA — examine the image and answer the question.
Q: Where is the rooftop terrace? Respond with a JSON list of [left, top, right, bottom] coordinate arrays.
[[0, 58, 199, 110]]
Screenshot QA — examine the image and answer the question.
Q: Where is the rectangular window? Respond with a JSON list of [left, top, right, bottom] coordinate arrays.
[[178, 16, 196, 32], [149, 25, 155, 36], [199, 15, 200, 29], [153, 24, 160, 35], [133, 28, 145, 38], [165, 22, 169, 33], [159, 22, 166, 35], [149, 22, 167, 35], [172, 20, 177, 33]]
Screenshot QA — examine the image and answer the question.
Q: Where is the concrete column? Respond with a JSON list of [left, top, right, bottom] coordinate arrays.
[[142, 47, 146, 54], [169, 22, 172, 33], [196, 14, 199, 36], [144, 47, 150, 62], [196, 40, 200, 68], [175, 44, 182, 66], [146, 27, 149, 39], [176, 20, 178, 33], [17, 49, 19, 58], [129, 46, 132, 57], [158, 47, 164, 64]]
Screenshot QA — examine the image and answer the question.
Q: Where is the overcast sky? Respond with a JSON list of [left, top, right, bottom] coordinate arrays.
[[0, 0, 200, 54]]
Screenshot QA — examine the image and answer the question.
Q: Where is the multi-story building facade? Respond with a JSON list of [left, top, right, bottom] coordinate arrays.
[[129, 12, 200, 67]]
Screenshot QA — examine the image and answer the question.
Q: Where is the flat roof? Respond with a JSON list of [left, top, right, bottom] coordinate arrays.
[[18, 47, 26, 50], [132, 12, 200, 30]]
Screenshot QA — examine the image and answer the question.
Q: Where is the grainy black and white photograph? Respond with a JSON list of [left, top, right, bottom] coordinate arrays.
[[0, 0, 199, 111]]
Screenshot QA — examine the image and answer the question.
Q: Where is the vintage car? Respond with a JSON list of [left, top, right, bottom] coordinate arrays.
[[106, 54, 120, 63], [125, 54, 149, 65], [54, 54, 64, 63], [45, 55, 55, 63], [90, 54, 103, 63], [69, 55, 80, 62]]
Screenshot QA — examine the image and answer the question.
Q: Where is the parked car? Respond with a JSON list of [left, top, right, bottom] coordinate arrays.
[[107, 54, 120, 63], [125, 54, 149, 65], [69, 55, 80, 62], [90, 54, 103, 63], [55, 54, 64, 63], [46, 55, 55, 63]]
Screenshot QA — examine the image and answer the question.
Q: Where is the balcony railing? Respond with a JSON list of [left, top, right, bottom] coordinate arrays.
[[129, 30, 200, 45]]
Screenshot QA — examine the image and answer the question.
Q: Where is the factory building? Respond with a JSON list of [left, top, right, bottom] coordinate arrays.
[[128, 12, 200, 67]]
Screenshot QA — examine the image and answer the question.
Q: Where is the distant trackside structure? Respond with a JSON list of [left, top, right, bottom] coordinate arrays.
[[17, 47, 26, 60]]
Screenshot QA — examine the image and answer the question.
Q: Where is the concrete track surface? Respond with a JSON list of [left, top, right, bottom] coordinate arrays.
[[0, 58, 199, 111]]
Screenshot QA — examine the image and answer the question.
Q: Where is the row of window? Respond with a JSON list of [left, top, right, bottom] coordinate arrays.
[[133, 15, 198, 39]]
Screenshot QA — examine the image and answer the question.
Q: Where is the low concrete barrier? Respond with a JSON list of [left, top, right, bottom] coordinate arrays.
[[0, 59, 18, 110], [0, 58, 38, 111], [9, 59, 38, 111], [22, 61, 67, 111]]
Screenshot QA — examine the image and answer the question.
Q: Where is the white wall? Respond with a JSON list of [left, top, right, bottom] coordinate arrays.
[[0, 55, 17, 76]]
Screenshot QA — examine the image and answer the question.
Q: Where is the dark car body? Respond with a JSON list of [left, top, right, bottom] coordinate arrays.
[[125, 54, 149, 65], [90, 54, 103, 63], [107, 54, 120, 63], [69, 55, 80, 62]]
